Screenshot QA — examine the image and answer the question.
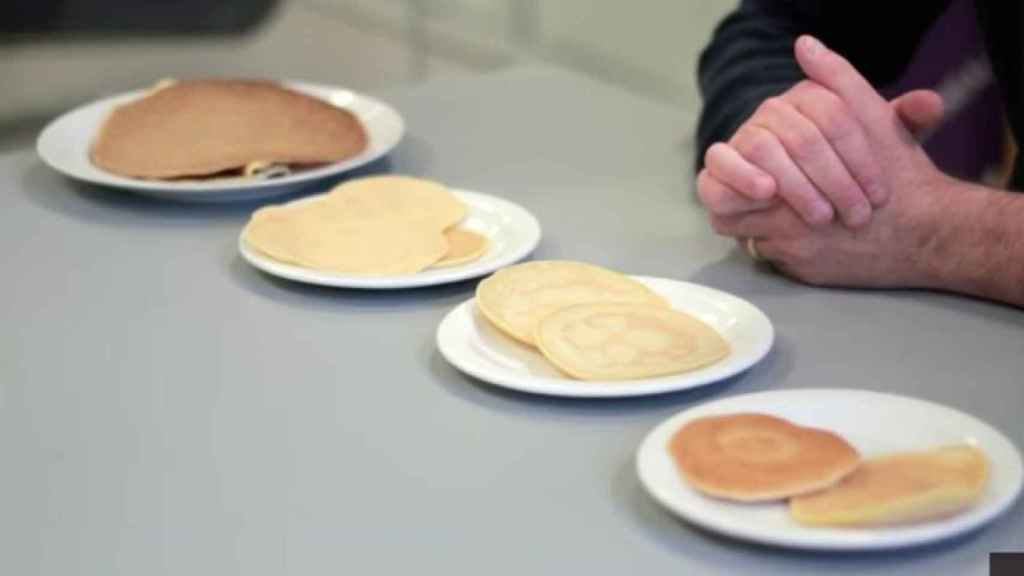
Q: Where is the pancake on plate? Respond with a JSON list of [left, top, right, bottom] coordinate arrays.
[[90, 79, 367, 180], [432, 228, 489, 268], [535, 302, 729, 380], [669, 413, 861, 502], [323, 175, 466, 230], [242, 175, 469, 276], [790, 444, 989, 526], [475, 260, 668, 346]]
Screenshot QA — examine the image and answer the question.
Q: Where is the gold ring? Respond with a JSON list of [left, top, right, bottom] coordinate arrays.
[[745, 237, 764, 261]]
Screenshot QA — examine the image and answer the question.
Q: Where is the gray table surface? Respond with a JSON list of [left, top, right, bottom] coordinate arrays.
[[1, 66, 1022, 575]]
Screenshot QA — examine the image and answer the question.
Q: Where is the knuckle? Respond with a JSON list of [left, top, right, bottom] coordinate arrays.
[[703, 142, 726, 168], [737, 127, 780, 164], [758, 96, 787, 116], [819, 111, 856, 143], [807, 92, 854, 139], [790, 80, 819, 98], [785, 126, 823, 163]]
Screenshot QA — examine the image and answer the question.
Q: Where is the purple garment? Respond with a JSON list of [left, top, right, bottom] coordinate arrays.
[[881, 0, 1004, 181]]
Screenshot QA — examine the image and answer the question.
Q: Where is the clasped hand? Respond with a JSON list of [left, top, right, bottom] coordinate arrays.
[[697, 35, 950, 288]]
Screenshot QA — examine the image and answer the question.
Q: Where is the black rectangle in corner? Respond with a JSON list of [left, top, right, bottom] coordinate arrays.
[[991, 552, 1024, 575]]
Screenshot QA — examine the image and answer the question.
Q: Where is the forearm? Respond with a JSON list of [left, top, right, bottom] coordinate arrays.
[[922, 178, 1024, 306]]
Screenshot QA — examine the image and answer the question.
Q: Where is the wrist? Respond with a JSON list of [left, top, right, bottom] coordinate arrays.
[[910, 173, 972, 290], [914, 176, 1023, 301]]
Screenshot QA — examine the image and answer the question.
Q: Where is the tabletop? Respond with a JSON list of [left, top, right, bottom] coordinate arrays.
[[1, 66, 1022, 575]]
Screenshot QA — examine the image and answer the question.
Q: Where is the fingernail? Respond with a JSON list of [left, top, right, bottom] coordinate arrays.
[[867, 182, 888, 206], [848, 203, 871, 227], [810, 201, 833, 223], [800, 36, 822, 57]]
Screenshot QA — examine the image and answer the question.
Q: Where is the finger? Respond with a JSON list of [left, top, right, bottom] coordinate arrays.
[[788, 81, 888, 206], [752, 238, 782, 262], [747, 239, 802, 275], [794, 35, 909, 145], [730, 124, 834, 225], [704, 142, 776, 200], [741, 237, 770, 262], [891, 89, 944, 137], [697, 169, 776, 216], [709, 204, 807, 239], [752, 96, 872, 228]]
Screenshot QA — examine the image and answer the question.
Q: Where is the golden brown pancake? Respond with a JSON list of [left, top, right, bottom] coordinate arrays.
[[790, 445, 989, 527], [535, 302, 729, 380], [90, 79, 367, 179], [669, 413, 861, 502]]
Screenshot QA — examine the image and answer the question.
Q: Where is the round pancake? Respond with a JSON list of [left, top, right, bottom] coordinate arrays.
[[90, 79, 367, 179], [790, 445, 989, 527], [535, 303, 729, 380], [431, 228, 489, 268], [242, 199, 448, 275], [324, 175, 467, 230], [475, 260, 668, 346], [669, 413, 861, 502]]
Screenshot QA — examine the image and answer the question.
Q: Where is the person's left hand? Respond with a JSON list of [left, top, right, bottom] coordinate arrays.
[[704, 35, 957, 288]]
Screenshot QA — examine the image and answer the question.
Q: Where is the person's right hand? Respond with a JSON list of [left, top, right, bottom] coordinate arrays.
[[698, 79, 944, 228]]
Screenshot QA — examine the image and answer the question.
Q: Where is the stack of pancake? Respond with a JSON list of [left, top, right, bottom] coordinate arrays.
[[90, 79, 368, 180], [475, 260, 731, 380], [669, 413, 990, 527], [241, 175, 489, 275]]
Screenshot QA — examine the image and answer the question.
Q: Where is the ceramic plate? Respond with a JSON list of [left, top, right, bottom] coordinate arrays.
[[636, 388, 1024, 550], [239, 188, 541, 289], [36, 81, 404, 202], [437, 277, 773, 397]]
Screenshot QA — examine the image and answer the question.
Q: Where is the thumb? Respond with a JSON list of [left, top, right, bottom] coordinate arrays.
[[891, 89, 945, 138]]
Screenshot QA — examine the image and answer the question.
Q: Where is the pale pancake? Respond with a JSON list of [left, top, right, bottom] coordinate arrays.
[[90, 79, 367, 179], [790, 445, 989, 527], [324, 175, 466, 230], [535, 303, 729, 380], [242, 199, 448, 275], [431, 228, 489, 268], [669, 413, 861, 502], [475, 261, 669, 346]]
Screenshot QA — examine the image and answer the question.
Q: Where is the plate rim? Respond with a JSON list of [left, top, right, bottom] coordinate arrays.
[[35, 79, 405, 200], [238, 187, 542, 289], [635, 388, 1024, 550], [436, 276, 775, 398]]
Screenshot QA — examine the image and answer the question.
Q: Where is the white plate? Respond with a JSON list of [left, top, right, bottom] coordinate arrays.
[[636, 389, 1024, 550], [436, 278, 773, 398], [36, 81, 404, 202], [239, 188, 541, 289]]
